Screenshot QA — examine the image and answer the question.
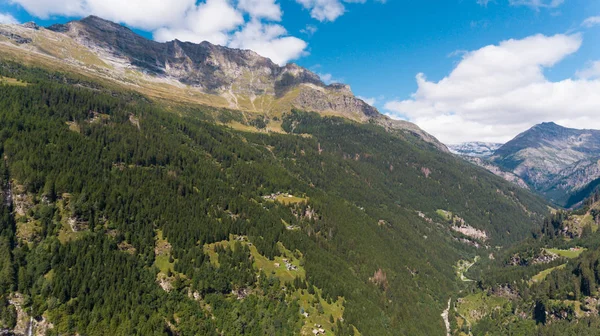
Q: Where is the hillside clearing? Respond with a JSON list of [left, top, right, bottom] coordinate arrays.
[[530, 264, 567, 284], [545, 247, 586, 259]]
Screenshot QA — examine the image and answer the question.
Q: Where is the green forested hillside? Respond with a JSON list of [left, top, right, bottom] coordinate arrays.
[[452, 193, 600, 335], [0, 61, 548, 335]]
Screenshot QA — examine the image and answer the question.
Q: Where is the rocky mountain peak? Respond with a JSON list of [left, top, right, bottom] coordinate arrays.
[[489, 122, 600, 206], [327, 83, 353, 95], [0, 16, 448, 151], [22, 22, 40, 30], [536, 121, 559, 128], [81, 15, 127, 30], [529, 121, 568, 136]]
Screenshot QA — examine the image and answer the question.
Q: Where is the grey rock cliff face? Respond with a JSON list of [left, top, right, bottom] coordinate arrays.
[[49, 16, 302, 95]]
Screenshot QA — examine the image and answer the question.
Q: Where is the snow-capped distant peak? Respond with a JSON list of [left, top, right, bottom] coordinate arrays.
[[448, 142, 503, 157]]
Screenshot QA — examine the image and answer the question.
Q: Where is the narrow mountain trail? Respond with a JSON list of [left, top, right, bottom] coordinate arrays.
[[442, 298, 451, 336], [457, 256, 480, 282]]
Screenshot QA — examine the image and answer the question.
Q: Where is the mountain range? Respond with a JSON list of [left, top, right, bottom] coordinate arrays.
[[0, 16, 447, 152], [492, 122, 600, 207], [0, 16, 555, 336], [453, 122, 600, 208], [2, 14, 600, 336]]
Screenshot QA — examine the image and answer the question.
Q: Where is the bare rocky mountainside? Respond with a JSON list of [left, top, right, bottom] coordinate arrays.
[[489, 122, 600, 207], [0, 16, 447, 152]]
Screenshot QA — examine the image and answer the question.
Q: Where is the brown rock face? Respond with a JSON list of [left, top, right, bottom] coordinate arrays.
[[44, 16, 402, 123]]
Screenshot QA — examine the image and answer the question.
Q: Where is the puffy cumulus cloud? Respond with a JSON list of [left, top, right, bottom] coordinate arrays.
[[357, 96, 376, 106], [238, 0, 282, 21], [295, 0, 381, 22], [296, 0, 345, 22], [154, 0, 243, 45], [384, 34, 600, 144], [10, 0, 195, 30], [11, 0, 307, 65], [316, 72, 344, 84], [582, 16, 600, 28], [0, 12, 19, 24], [577, 61, 600, 80], [9, 0, 86, 19], [229, 20, 307, 65], [318, 73, 333, 83]]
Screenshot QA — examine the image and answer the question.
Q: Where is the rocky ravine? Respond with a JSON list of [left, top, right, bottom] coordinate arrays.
[[0, 16, 447, 152]]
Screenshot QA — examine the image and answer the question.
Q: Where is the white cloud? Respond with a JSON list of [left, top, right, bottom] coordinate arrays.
[[582, 16, 600, 28], [294, 0, 380, 22], [478, 0, 563, 10], [509, 0, 564, 10], [317, 72, 344, 84], [476, 0, 493, 6], [318, 73, 333, 83], [154, 0, 243, 45], [576, 61, 600, 80], [11, 0, 195, 30], [300, 24, 318, 36], [229, 20, 307, 65], [9, 0, 86, 19], [238, 0, 282, 21], [296, 0, 345, 22], [11, 0, 307, 65], [0, 12, 19, 24], [357, 96, 376, 106], [384, 34, 600, 144]]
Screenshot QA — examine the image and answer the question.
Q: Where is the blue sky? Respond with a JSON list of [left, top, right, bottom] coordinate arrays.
[[1, 0, 600, 143]]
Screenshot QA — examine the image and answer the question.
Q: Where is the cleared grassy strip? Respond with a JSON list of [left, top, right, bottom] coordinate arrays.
[[205, 236, 354, 335], [436, 209, 452, 221], [154, 229, 175, 273], [275, 194, 308, 205], [455, 292, 509, 327], [56, 198, 87, 243], [546, 248, 586, 259], [294, 287, 345, 336], [0, 76, 28, 86], [154, 254, 175, 273], [205, 236, 306, 282], [530, 264, 567, 284]]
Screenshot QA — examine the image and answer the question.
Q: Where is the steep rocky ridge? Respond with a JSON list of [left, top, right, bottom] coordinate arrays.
[[0, 16, 447, 151], [491, 122, 600, 206]]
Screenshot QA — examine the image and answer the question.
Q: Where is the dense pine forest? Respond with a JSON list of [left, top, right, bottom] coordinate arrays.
[[451, 191, 600, 335], [0, 61, 549, 335]]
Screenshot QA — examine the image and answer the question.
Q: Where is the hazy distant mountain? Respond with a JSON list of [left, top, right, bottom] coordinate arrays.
[[491, 122, 600, 207], [448, 142, 503, 157]]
